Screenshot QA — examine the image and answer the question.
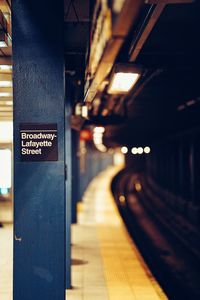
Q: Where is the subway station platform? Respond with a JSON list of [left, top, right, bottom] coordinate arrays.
[[0, 166, 168, 300], [67, 166, 168, 300]]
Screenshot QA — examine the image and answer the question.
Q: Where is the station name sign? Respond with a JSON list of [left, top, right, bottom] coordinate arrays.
[[20, 123, 58, 162]]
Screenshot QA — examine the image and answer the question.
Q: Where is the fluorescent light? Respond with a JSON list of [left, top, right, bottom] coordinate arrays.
[[0, 121, 13, 142], [0, 149, 12, 189], [81, 105, 88, 118], [113, 0, 125, 13], [0, 92, 12, 97], [94, 127, 105, 133], [0, 81, 12, 87], [95, 144, 107, 152], [5, 101, 12, 106], [144, 146, 151, 154], [121, 146, 128, 154], [131, 147, 138, 155], [0, 41, 7, 47], [0, 65, 12, 71], [0, 188, 9, 195], [108, 72, 140, 94], [135, 182, 142, 192], [137, 147, 143, 154]]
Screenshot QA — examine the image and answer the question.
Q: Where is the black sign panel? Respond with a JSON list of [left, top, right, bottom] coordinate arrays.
[[20, 123, 58, 162]]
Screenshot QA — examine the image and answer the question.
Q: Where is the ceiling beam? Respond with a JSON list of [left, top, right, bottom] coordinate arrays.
[[129, 3, 166, 62], [85, 0, 144, 103], [0, 0, 11, 13]]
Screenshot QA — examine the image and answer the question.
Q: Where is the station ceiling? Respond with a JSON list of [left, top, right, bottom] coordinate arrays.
[[0, 0, 199, 149], [66, 0, 200, 147]]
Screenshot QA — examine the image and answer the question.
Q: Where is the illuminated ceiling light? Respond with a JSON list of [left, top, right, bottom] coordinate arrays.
[[137, 147, 143, 155], [0, 92, 11, 97], [93, 132, 103, 138], [0, 121, 13, 142], [108, 72, 140, 94], [5, 100, 12, 106], [131, 147, 138, 155], [119, 195, 126, 205], [94, 126, 105, 133], [96, 144, 107, 152], [107, 65, 141, 94], [144, 146, 151, 154], [121, 146, 128, 154], [113, 0, 125, 13], [0, 65, 12, 71], [135, 182, 142, 192], [75, 103, 82, 116], [0, 81, 12, 87], [94, 138, 102, 145], [81, 105, 88, 118]]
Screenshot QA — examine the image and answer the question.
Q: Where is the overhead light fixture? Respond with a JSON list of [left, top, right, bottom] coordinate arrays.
[[0, 65, 12, 71], [131, 147, 138, 155], [0, 81, 12, 87], [93, 127, 107, 152], [94, 127, 105, 134], [5, 100, 12, 106], [95, 144, 107, 152], [144, 146, 151, 154], [0, 92, 11, 97], [121, 146, 128, 154], [81, 105, 88, 118], [137, 147, 143, 155], [107, 64, 141, 94]]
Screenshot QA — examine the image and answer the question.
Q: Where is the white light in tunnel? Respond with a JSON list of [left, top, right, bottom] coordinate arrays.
[[93, 127, 107, 152], [113, 0, 125, 13], [5, 100, 12, 106], [0, 92, 12, 97], [93, 138, 102, 145], [0, 65, 12, 71], [131, 147, 138, 155], [108, 72, 140, 94], [0, 121, 13, 142], [0, 41, 7, 47], [121, 146, 128, 154], [144, 146, 151, 154], [1, 188, 8, 195], [0, 81, 12, 87], [94, 127, 105, 133], [95, 144, 107, 152], [81, 105, 88, 118], [0, 149, 11, 189], [137, 147, 143, 155]]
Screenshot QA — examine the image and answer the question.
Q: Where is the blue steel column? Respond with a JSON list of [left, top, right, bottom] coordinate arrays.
[[65, 101, 71, 288], [12, 1, 66, 300]]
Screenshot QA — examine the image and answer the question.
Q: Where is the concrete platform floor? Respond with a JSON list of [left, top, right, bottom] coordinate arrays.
[[67, 166, 168, 300]]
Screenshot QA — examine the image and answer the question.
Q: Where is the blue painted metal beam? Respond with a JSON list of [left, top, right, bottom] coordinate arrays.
[[12, 0, 66, 299]]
